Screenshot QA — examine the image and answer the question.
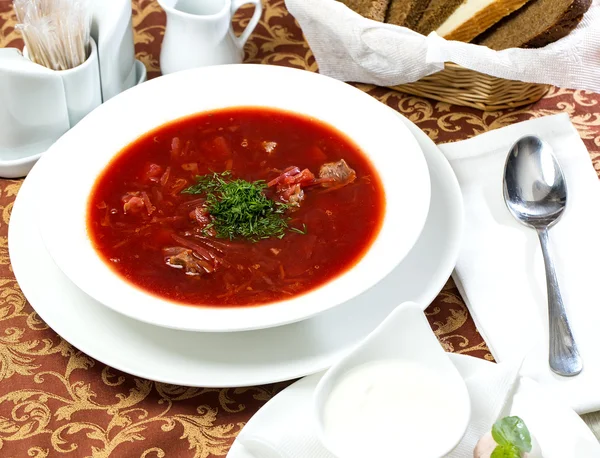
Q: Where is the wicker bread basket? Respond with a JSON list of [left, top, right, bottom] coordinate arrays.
[[390, 62, 551, 111]]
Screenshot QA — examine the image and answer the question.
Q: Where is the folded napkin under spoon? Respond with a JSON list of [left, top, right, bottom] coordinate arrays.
[[503, 135, 582, 377]]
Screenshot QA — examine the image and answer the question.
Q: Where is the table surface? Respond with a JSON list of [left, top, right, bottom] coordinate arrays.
[[1, 0, 599, 456]]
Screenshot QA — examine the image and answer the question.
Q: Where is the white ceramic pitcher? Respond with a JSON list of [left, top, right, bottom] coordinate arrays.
[[158, 0, 262, 75]]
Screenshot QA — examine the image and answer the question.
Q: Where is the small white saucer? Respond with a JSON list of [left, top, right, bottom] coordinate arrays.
[[0, 59, 147, 179], [9, 113, 462, 387], [0, 151, 44, 180]]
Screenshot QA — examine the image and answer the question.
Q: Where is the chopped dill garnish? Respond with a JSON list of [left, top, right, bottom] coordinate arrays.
[[182, 171, 295, 241], [289, 223, 308, 235], [182, 170, 232, 195]]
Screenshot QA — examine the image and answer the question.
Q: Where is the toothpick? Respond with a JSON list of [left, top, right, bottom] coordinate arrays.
[[13, 0, 91, 71]]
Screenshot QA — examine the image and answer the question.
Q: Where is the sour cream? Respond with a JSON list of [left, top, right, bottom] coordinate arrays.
[[322, 360, 466, 458]]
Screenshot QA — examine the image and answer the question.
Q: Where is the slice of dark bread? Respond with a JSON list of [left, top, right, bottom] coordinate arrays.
[[413, 0, 466, 34], [337, 0, 391, 22], [437, 0, 535, 43], [385, 0, 432, 28], [475, 0, 592, 49]]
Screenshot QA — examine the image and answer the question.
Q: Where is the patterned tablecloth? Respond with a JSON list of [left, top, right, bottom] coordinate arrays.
[[1, 0, 599, 456]]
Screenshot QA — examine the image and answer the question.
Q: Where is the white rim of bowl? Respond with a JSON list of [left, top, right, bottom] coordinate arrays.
[[36, 64, 431, 332]]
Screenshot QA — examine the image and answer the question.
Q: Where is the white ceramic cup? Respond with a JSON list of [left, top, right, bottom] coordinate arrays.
[[90, 0, 137, 102], [23, 38, 102, 128], [0, 48, 69, 163], [158, 0, 262, 75], [0, 39, 101, 165]]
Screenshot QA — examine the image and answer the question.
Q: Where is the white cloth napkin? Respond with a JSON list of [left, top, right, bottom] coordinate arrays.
[[284, 0, 600, 92], [439, 113, 600, 414], [232, 357, 520, 458]]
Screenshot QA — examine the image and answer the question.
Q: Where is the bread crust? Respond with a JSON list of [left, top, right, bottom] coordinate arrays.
[[338, 0, 390, 22], [414, 0, 466, 35], [521, 2, 589, 47], [385, 0, 432, 28]]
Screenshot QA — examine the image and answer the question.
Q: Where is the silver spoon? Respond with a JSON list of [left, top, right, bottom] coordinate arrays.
[[503, 135, 582, 377]]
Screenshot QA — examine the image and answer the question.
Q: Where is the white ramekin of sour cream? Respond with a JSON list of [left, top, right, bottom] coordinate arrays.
[[314, 302, 471, 458]]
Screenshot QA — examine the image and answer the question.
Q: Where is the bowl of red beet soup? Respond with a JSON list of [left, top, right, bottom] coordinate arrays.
[[37, 64, 431, 332]]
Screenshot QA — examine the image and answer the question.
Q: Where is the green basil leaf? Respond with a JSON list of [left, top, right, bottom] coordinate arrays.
[[491, 444, 522, 458], [492, 416, 532, 453]]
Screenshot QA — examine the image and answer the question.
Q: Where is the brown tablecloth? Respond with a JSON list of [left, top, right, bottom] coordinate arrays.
[[1, 1, 599, 456]]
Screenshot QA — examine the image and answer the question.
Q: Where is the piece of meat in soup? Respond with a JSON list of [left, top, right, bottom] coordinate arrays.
[[163, 247, 213, 275], [319, 159, 356, 187]]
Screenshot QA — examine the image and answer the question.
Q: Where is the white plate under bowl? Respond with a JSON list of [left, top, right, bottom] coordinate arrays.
[[9, 113, 461, 388], [228, 355, 600, 458], [36, 64, 431, 333]]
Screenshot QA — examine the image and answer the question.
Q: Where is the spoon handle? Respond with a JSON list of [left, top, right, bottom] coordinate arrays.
[[537, 228, 583, 377]]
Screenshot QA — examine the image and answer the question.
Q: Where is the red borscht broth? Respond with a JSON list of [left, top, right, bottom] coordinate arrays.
[[87, 107, 385, 307]]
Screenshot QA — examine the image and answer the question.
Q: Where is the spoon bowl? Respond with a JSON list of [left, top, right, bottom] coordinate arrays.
[[503, 135, 582, 377], [504, 135, 566, 228]]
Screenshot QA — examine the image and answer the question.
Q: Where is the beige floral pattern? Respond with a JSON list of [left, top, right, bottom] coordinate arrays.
[[0, 0, 599, 455]]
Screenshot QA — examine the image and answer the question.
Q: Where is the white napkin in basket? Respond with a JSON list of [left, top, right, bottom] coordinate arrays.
[[231, 357, 520, 458], [439, 113, 600, 414], [285, 0, 600, 92]]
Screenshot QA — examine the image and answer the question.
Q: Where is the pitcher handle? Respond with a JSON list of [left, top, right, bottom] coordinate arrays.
[[230, 0, 262, 50]]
